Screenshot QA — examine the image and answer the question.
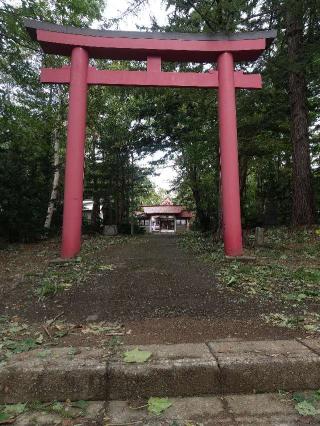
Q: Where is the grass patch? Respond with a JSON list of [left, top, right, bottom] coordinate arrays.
[[29, 235, 131, 299], [180, 227, 320, 332], [35, 278, 65, 298], [0, 400, 90, 423], [279, 390, 320, 419]]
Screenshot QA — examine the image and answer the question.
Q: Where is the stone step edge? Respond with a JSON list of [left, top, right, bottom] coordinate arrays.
[[107, 393, 305, 425], [1, 338, 320, 403], [1, 394, 309, 425]]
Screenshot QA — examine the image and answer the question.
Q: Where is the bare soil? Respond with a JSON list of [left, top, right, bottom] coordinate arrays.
[[0, 234, 312, 345]]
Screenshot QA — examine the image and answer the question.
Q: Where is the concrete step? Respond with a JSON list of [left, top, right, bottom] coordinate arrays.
[[5, 394, 320, 425], [106, 393, 320, 425], [1, 339, 320, 403], [13, 401, 106, 425]]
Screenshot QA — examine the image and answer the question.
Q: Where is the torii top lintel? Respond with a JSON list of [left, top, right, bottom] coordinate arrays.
[[25, 19, 275, 63]]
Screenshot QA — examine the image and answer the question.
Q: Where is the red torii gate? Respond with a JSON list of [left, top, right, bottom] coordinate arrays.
[[25, 20, 275, 259]]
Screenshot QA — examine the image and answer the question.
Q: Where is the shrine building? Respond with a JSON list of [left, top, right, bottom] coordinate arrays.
[[136, 197, 193, 233]]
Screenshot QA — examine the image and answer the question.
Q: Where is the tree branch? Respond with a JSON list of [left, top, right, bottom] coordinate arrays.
[[185, 0, 217, 33]]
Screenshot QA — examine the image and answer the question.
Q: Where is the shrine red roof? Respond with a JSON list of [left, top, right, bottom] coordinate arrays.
[[138, 205, 193, 217], [142, 205, 183, 215], [180, 210, 193, 218], [24, 19, 276, 62]]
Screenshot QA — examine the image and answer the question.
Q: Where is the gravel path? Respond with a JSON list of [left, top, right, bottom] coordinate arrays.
[[65, 234, 300, 343], [1, 235, 305, 343]]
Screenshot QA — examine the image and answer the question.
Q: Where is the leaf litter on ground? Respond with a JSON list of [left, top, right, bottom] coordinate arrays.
[[263, 312, 320, 332], [0, 399, 91, 423], [98, 264, 115, 271], [80, 322, 124, 335], [180, 228, 320, 334], [0, 315, 125, 367]]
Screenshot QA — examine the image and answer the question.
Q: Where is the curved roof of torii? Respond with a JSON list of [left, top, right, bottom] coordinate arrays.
[[24, 19, 276, 63]]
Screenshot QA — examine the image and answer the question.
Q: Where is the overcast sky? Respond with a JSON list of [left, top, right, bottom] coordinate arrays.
[[104, 0, 169, 30], [104, 0, 177, 192]]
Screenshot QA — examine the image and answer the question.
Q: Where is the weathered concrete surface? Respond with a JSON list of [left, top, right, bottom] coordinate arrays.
[[106, 394, 313, 426], [106, 397, 233, 425], [1, 339, 320, 403], [107, 343, 220, 399], [225, 393, 302, 425], [299, 338, 320, 356], [208, 339, 320, 394], [13, 401, 106, 425], [0, 347, 107, 403]]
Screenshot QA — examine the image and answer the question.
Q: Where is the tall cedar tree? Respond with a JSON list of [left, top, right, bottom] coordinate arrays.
[[286, 0, 315, 225]]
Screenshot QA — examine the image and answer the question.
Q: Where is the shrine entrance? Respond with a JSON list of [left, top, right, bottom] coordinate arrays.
[[25, 19, 275, 259], [160, 218, 175, 233]]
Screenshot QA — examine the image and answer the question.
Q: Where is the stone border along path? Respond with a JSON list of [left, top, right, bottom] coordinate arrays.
[[1, 339, 320, 404], [12, 394, 318, 425], [106, 394, 318, 425]]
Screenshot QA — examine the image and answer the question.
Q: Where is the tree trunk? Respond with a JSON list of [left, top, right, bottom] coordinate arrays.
[[189, 165, 211, 231], [239, 156, 248, 203], [213, 170, 223, 242], [91, 135, 101, 230], [286, 2, 315, 225], [44, 128, 60, 231]]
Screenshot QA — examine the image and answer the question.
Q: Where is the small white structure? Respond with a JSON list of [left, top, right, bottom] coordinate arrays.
[[82, 199, 103, 221]]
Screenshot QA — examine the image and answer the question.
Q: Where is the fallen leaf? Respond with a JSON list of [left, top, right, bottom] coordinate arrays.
[[37, 350, 52, 358], [123, 348, 152, 363], [98, 264, 114, 271], [147, 397, 172, 415]]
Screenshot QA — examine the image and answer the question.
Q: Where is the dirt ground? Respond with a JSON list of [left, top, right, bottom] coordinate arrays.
[[0, 234, 315, 347]]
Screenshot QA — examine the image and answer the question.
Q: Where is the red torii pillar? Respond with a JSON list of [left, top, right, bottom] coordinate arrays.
[[24, 20, 275, 259], [62, 47, 89, 258], [218, 52, 243, 256]]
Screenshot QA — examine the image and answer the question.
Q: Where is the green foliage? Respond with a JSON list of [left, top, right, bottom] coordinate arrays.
[[0, 96, 53, 241], [152, 0, 319, 228], [295, 401, 319, 416], [292, 390, 320, 417], [84, 82, 161, 230], [0, 403, 27, 422], [25, 235, 130, 300], [264, 313, 320, 332], [0, 317, 45, 364], [35, 278, 64, 298], [147, 397, 172, 415], [181, 227, 320, 331], [0, 0, 105, 242], [27, 399, 89, 419], [123, 348, 152, 363], [2, 338, 40, 354]]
